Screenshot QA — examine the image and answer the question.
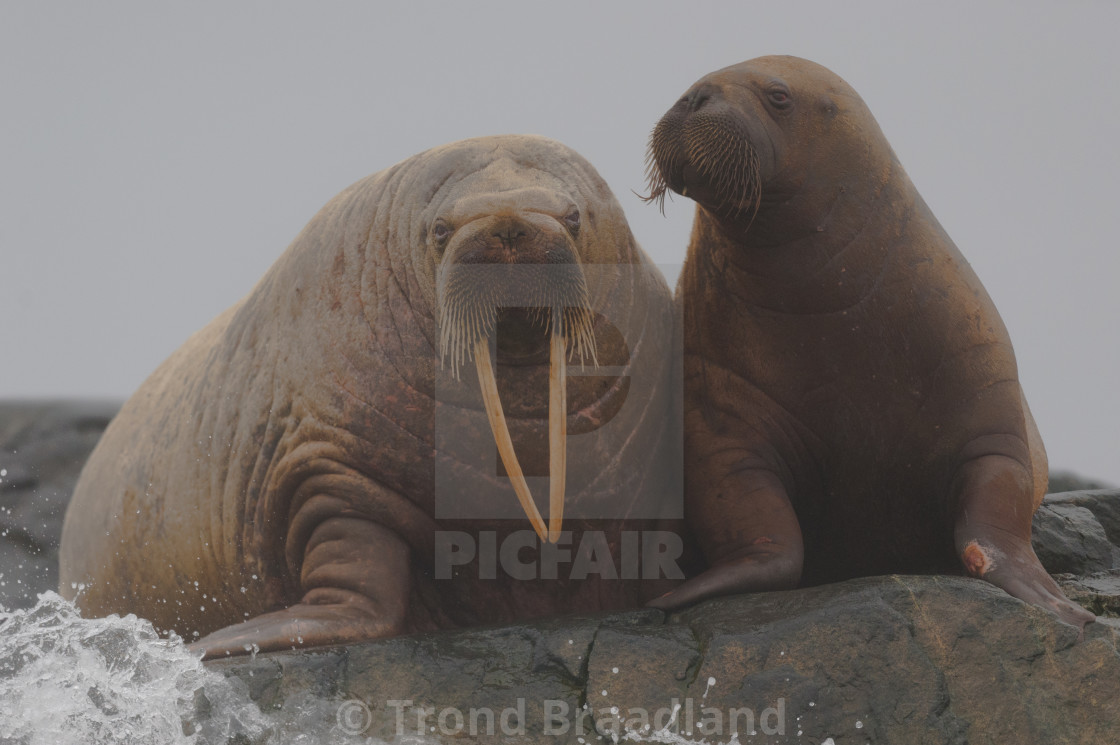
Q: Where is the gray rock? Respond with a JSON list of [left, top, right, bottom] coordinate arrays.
[[211, 576, 1120, 744], [1044, 489, 1120, 550], [1032, 500, 1116, 574], [0, 400, 118, 609], [1058, 570, 1120, 619]]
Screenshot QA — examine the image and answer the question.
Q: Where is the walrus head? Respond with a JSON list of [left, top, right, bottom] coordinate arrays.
[[645, 56, 883, 243], [435, 197, 596, 378], [428, 174, 599, 544]]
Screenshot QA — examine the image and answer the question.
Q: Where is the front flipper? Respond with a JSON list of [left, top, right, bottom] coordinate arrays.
[[191, 516, 411, 660], [191, 600, 402, 660], [648, 466, 803, 611], [953, 453, 1095, 631]]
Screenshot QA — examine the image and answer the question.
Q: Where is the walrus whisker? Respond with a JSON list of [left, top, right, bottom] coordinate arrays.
[[641, 130, 673, 213], [440, 261, 598, 379], [473, 336, 548, 542], [564, 305, 598, 369]]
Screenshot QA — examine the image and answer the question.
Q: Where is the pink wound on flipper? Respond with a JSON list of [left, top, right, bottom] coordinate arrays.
[[962, 541, 994, 577]]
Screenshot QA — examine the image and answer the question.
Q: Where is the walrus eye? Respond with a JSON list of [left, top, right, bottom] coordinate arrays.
[[563, 209, 581, 237], [767, 86, 792, 109], [431, 220, 452, 247]]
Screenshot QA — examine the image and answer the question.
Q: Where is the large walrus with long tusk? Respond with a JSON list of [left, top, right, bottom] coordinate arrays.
[[59, 135, 687, 658]]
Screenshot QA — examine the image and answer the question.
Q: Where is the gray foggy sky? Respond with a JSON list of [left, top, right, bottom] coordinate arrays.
[[2, 1, 1118, 485]]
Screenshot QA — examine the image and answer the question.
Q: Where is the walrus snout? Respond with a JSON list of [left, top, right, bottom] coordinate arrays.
[[644, 82, 763, 220], [436, 209, 593, 377], [453, 213, 578, 267]]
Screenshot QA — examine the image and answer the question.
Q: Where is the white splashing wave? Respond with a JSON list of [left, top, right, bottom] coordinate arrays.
[[0, 592, 404, 745]]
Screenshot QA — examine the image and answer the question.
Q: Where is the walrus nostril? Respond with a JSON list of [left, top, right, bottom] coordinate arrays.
[[686, 84, 716, 112], [492, 224, 529, 250]]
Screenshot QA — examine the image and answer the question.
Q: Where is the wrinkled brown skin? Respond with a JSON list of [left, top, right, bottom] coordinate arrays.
[[645, 56, 1093, 630], [59, 135, 687, 658]]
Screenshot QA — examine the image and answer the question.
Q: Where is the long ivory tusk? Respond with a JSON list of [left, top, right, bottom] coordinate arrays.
[[474, 337, 548, 542], [548, 322, 566, 543]]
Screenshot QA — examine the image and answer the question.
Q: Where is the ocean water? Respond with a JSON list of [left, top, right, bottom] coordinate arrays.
[[0, 593, 384, 745], [0, 593, 779, 745]]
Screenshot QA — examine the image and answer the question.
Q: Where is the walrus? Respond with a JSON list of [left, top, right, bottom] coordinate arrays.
[[643, 55, 1093, 629], [59, 135, 686, 658]]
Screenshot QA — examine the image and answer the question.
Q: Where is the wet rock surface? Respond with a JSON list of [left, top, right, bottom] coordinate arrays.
[[210, 576, 1120, 744], [210, 493, 1120, 744], [3, 400, 1120, 743]]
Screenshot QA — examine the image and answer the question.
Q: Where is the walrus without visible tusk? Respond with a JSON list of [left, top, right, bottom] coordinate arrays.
[[643, 56, 1093, 630]]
